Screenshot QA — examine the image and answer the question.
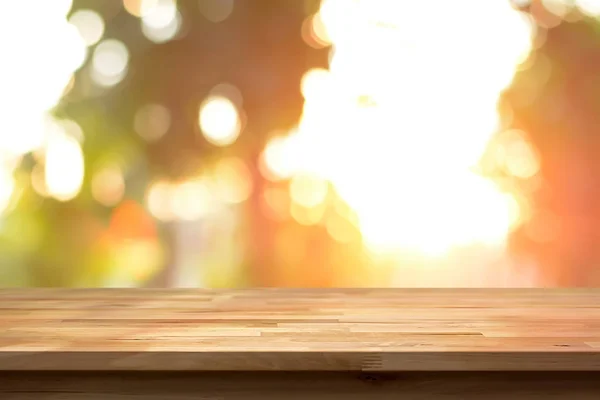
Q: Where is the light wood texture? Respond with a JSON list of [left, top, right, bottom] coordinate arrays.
[[3, 372, 600, 400], [2, 289, 600, 371]]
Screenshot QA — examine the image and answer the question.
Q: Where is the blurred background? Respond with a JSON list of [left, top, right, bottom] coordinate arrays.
[[0, 0, 599, 288]]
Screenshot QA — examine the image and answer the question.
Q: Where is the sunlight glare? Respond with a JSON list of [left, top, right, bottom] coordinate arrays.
[[0, 1, 86, 165], [577, 0, 600, 16], [269, 0, 536, 257], [45, 133, 85, 202]]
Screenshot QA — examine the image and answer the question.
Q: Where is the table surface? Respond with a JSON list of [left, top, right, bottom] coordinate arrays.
[[2, 288, 600, 371]]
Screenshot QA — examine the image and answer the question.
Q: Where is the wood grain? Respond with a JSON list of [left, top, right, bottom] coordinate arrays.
[[2, 372, 600, 400], [2, 289, 600, 371]]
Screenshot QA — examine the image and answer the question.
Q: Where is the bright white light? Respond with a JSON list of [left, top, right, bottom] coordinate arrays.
[[142, 10, 182, 43], [269, 0, 536, 256], [45, 133, 85, 201], [0, 2, 86, 160], [0, 115, 46, 155], [69, 9, 105, 46], [577, 0, 600, 16], [54, 0, 74, 16], [261, 136, 298, 180], [198, 96, 241, 146], [142, 0, 177, 29], [300, 68, 331, 99], [91, 39, 129, 87]]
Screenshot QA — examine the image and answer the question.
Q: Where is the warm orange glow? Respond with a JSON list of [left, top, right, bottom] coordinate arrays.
[[260, 131, 306, 181], [262, 187, 289, 221], [326, 211, 357, 243], [123, 0, 159, 18], [290, 202, 326, 226], [542, 0, 571, 17], [500, 129, 541, 179], [110, 200, 157, 241], [213, 157, 253, 204], [104, 200, 163, 285], [301, 13, 331, 49], [289, 173, 328, 208]]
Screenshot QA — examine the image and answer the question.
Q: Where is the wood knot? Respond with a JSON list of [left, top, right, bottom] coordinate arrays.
[[358, 373, 390, 385]]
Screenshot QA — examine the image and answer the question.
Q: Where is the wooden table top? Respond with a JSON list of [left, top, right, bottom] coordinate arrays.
[[2, 288, 600, 371]]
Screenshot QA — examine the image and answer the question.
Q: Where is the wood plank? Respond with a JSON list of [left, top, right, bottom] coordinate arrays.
[[2, 289, 600, 371], [2, 372, 600, 399]]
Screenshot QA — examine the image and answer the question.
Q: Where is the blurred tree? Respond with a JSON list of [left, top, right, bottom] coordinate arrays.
[[504, 10, 600, 286], [41, 0, 328, 286], [7, 0, 600, 288]]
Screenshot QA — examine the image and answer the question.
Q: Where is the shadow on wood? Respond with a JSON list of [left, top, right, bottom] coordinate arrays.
[[2, 371, 600, 399]]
